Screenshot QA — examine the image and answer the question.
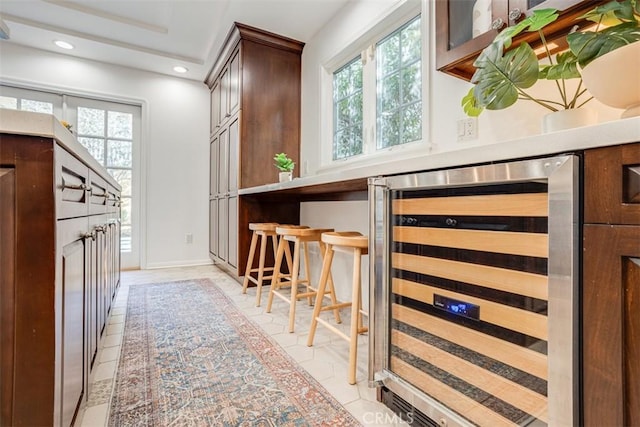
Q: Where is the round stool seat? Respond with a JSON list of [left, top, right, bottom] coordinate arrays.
[[277, 226, 333, 242], [248, 222, 279, 232], [321, 232, 368, 253]]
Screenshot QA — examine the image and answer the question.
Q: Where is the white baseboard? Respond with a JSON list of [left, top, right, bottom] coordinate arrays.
[[144, 259, 214, 270]]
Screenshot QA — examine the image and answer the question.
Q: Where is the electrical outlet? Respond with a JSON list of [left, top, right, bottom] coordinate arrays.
[[457, 117, 478, 142], [185, 233, 193, 244]]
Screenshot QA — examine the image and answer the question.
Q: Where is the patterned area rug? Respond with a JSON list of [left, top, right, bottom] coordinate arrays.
[[109, 279, 361, 426]]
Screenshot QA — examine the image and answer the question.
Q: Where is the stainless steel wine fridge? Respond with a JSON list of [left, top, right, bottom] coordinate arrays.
[[369, 155, 579, 427]]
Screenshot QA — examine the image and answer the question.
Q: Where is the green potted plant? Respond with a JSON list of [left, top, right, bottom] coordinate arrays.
[[462, 0, 640, 129], [567, 0, 640, 118], [273, 152, 295, 182]]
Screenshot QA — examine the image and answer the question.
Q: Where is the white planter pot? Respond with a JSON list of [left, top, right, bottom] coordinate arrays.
[[580, 42, 640, 119], [542, 108, 597, 133], [278, 171, 292, 183]]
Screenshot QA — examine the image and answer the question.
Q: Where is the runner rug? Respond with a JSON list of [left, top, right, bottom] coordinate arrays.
[[109, 278, 360, 426]]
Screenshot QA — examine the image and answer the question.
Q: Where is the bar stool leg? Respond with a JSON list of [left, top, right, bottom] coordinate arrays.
[[320, 240, 342, 324], [288, 239, 302, 333], [307, 243, 334, 347], [302, 241, 313, 305], [266, 236, 286, 313], [254, 232, 269, 307], [242, 231, 259, 294], [348, 247, 363, 385]]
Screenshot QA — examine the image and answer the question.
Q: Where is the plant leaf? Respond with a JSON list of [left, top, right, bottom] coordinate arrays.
[[473, 43, 539, 111], [540, 51, 581, 79], [567, 21, 640, 66], [461, 87, 484, 116], [580, 0, 637, 24], [525, 8, 560, 31]]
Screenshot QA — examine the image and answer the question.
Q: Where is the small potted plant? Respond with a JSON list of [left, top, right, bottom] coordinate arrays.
[[461, 0, 640, 130], [273, 152, 295, 182]]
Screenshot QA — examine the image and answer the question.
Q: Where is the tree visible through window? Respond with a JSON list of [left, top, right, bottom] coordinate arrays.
[[333, 57, 363, 160], [377, 16, 422, 149], [329, 14, 422, 164], [77, 107, 134, 252]]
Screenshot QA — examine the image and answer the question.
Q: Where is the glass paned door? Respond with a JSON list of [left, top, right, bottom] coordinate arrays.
[[66, 97, 141, 269]]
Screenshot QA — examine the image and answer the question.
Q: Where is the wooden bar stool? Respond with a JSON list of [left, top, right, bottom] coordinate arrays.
[[266, 225, 342, 333], [241, 223, 292, 307], [307, 231, 368, 384]]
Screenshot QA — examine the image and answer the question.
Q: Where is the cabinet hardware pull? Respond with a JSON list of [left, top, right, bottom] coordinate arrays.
[[508, 8, 522, 22], [445, 218, 458, 227], [63, 183, 91, 191], [491, 18, 505, 30]]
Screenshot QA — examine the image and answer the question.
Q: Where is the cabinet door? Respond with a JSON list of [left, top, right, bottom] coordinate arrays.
[[229, 50, 240, 114], [228, 117, 239, 193], [210, 82, 221, 135], [583, 225, 640, 427], [585, 142, 640, 225], [220, 67, 230, 122], [228, 196, 238, 268], [210, 136, 218, 196], [435, 0, 601, 80], [0, 169, 15, 426], [217, 197, 228, 262], [209, 198, 218, 258], [57, 218, 88, 427], [218, 128, 229, 195]]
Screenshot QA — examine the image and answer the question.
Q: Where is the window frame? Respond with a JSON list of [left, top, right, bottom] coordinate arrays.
[[319, 0, 429, 171]]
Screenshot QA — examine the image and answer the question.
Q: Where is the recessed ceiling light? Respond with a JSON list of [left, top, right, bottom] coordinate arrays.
[[54, 40, 74, 50], [173, 66, 188, 73]]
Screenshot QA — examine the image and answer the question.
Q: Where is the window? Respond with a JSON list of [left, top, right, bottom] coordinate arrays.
[[333, 57, 363, 160], [329, 13, 423, 163], [74, 104, 136, 254], [377, 16, 422, 148]]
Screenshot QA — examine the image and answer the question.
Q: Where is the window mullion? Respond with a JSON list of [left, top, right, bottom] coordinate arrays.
[[362, 45, 376, 155]]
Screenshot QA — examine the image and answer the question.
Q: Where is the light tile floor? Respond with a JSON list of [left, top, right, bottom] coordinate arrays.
[[76, 264, 408, 426]]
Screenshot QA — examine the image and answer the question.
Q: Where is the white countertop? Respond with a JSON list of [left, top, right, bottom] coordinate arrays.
[[240, 117, 640, 195], [0, 109, 120, 189]]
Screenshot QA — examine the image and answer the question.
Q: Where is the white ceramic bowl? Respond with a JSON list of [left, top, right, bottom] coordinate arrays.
[[580, 41, 640, 118]]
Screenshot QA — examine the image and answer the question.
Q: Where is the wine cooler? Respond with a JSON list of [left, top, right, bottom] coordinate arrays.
[[369, 155, 579, 426]]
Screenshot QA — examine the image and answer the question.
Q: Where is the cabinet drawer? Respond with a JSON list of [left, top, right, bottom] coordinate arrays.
[[585, 142, 640, 225], [56, 145, 89, 219], [106, 185, 120, 213], [89, 172, 108, 215]]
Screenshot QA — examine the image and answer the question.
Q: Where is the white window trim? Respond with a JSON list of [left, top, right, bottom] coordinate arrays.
[[318, 0, 430, 173]]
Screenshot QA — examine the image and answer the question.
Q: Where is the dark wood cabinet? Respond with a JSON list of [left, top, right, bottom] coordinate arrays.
[[206, 23, 304, 277], [0, 118, 121, 427], [435, 0, 606, 80], [583, 142, 640, 427]]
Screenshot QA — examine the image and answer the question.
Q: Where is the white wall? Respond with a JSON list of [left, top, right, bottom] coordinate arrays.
[[0, 43, 211, 269], [298, 0, 621, 293], [300, 0, 621, 176]]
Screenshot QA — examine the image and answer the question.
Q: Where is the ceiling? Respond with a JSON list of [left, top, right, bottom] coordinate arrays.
[[0, 0, 351, 82]]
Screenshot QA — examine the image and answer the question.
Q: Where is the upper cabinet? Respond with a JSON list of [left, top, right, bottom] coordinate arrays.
[[435, 0, 606, 80]]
